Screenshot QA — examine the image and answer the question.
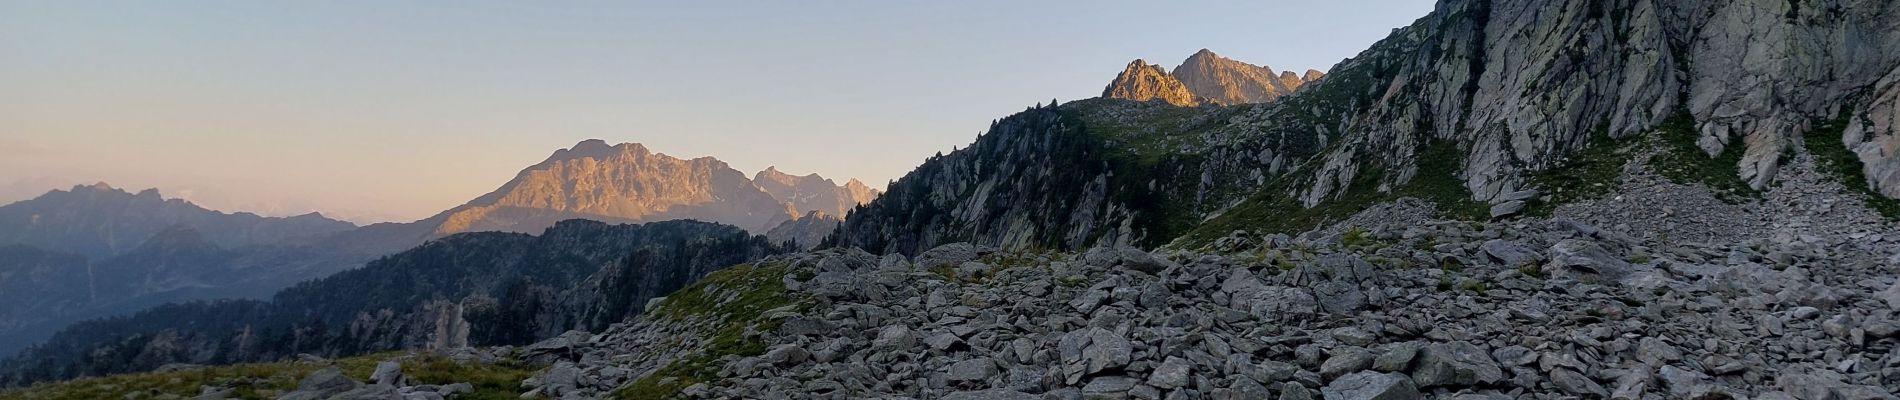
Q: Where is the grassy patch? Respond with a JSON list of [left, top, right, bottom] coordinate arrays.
[[1805, 112, 1900, 219], [0, 353, 532, 400], [1177, 140, 1489, 248], [616, 263, 806, 400], [1648, 111, 1759, 201], [1524, 130, 1638, 216]]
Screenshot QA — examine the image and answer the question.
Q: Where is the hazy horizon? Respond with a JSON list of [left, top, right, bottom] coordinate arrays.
[[1, 1, 1436, 223]]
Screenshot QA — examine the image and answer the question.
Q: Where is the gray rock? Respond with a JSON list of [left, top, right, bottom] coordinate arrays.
[[1489, 201, 1526, 218], [1147, 356, 1192, 389], [917, 242, 984, 270], [1312, 281, 1367, 313], [326, 383, 398, 400], [1408, 342, 1503, 388], [1332, 327, 1377, 346], [1278, 383, 1315, 400], [763, 344, 810, 366], [1060, 327, 1133, 383], [1373, 342, 1420, 372], [942, 389, 1040, 400], [277, 366, 361, 400], [370, 361, 403, 387], [925, 332, 964, 351], [1249, 360, 1301, 383], [1083, 376, 1141, 394], [1480, 239, 1541, 267], [1879, 282, 1900, 310], [1548, 239, 1631, 281], [1320, 347, 1375, 380], [1549, 368, 1607, 397], [875, 325, 918, 350], [946, 358, 999, 381], [1005, 366, 1047, 393], [1321, 371, 1422, 400], [436, 383, 473, 396]]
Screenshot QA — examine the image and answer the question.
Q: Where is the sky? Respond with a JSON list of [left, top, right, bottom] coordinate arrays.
[[0, 0, 1436, 224]]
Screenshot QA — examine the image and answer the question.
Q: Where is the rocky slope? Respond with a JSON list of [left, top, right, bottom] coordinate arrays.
[[522, 203, 1900, 399], [0, 219, 787, 386], [0, 183, 355, 259]]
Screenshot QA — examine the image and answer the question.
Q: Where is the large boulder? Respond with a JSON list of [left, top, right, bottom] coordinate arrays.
[[277, 367, 362, 400], [1408, 342, 1504, 388], [1480, 239, 1541, 267], [1547, 239, 1631, 282], [916, 242, 985, 270], [1058, 327, 1132, 384]]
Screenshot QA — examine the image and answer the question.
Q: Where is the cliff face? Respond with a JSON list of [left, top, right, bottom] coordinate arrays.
[[1172, 49, 1323, 105], [1249, 0, 1900, 208], [426, 140, 794, 236], [765, 211, 840, 249], [1102, 50, 1325, 107], [841, 0, 1900, 255], [1102, 60, 1201, 107], [752, 167, 880, 218]]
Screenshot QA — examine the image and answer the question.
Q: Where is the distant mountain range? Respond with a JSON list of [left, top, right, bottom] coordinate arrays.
[[0, 183, 355, 259], [1102, 49, 1324, 107], [391, 139, 877, 241], [0, 140, 878, 359]]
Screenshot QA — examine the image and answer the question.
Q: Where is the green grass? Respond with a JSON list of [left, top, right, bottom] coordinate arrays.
[[1524, 129, 1638, 216], [1648, 111, 1759, 201], [1177, 140, 1489, 248], [1804, 112, 1900, 220], [0, 352, 533, 400], [616, 263, 806, 400]]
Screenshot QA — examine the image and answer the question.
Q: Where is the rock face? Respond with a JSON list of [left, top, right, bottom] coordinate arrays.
[[1102, 49, 1324, 107], [752, 166, 880, 218], [845, 0, 1900, 257], [765, 211, 841, 249], [416, 140, 879, 238], [1251, 0, 1900, 205], [0, 183, 355, 258], [1102, 59, 1201, 107], [424, 140, 796, 235], [831, 104, 1150, 255], [1172, 48, 1322, 106], [0, 219, 787, 385]]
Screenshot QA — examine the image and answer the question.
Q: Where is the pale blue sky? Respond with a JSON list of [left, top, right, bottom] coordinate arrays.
[[0, 0, 1436, 223]]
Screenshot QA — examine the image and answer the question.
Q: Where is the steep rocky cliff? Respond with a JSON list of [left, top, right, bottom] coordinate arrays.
[[851, 0, 1900, 255], [0, 219, 787, 385]]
